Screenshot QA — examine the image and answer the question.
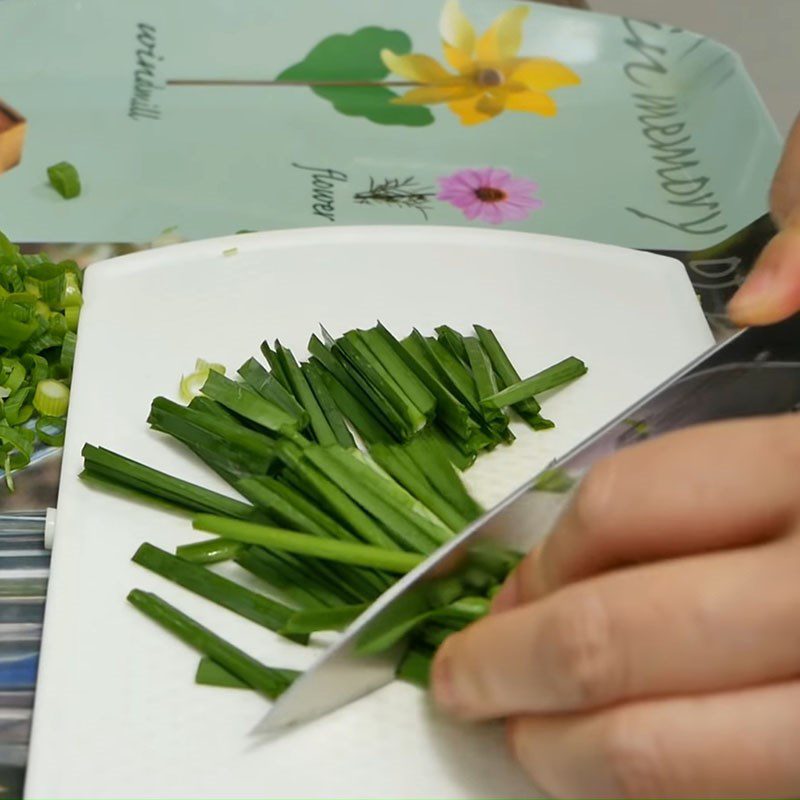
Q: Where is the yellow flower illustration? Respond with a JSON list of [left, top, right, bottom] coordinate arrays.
[[380, 0, 580, 125]]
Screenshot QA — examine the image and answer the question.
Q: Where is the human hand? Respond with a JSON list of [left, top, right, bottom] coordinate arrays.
[[729, 113, 800, 324], [431, 415, 800, 798]]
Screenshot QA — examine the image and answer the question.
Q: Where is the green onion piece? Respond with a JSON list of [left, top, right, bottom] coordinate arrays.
[[64, 305, 80, 332], [368, 443, 468, 531], [35, 415, 66, 447], [435, 325, 469, 365], [22, 353, 48, 387], [259, 341, 292, 391], [302, 360, 355, 449], [237, 358, 308, 425], [60, 331, 77, 371], [176, 538, 243, 564], [33, 379, 69, 417], [196, 657, 249, 689], [417, 622, 460, 649], [356, 609, 431, 656], [281, 603, 368, 634], [132, 543, 305, 643], [482, 356, 588, 410], [404, 430, 483, 520], [235, 547, 346, 609], [399, 333, 477, 441], [82, 444, 258, 519], [3, 387, 31, 426], [201, 370, 299, 434], [193, 515, 424, 573], [474, 325, 543, 424], [0, 358, 25, 392], [363, 325, 436, 420], [357, 594, 488, 657], [427, 426, 476, 471], [202, 657, 298, 691], [46, 162, 81, 199], [530, 414, 555, 430], [276, 440, 399, 551], [180, 358, 226, 403], [464, 337, 499, 401], [61, 273, 83, 308], [273, 342, 336, 445], [337, 331, 427, 438], [127, 590, 296, 700], [195, 656, 300, 691], [396, 647, 432, 688], [303, 445, 449, 551], [237, 476, 337, 539], [148, 399, 278, 481], [3, 453, 14, 492], [314, 362, 394, 445], [308, 335, 390, 427], [26, 261, 66, 305], [236, 475, 390, 600]]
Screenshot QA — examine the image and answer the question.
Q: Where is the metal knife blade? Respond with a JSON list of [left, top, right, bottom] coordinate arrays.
[[256, 314, 800, 734]]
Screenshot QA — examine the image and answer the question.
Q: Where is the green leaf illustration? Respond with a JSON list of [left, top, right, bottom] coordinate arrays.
[[277, 27, 434, 127]]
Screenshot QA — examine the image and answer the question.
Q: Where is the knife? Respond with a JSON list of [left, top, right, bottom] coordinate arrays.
[[256, 312, 800, 733]]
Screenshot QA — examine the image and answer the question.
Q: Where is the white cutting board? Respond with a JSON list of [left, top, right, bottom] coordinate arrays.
[[26, 227, 714, 799]]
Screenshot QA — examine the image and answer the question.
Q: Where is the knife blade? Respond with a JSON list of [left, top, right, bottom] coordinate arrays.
[[257, 314, 800, 734]]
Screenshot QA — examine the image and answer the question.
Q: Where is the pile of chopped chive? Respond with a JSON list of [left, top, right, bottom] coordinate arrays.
[[0, 231, 82, 490], [83, 323, 586, 696]]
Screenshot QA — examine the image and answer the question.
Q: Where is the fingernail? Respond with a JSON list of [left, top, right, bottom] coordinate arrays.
[[431, 646, 458, 712]]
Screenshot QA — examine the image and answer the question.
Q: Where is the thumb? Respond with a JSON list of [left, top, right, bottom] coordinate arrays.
[[728, 112, 800, 326]]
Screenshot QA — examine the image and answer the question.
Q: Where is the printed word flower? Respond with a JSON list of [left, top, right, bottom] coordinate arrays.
[[380, 0, 580, 125]]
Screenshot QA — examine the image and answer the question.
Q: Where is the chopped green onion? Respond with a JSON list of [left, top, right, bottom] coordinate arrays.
[[237, 358, 308, 425], [474, 325, 543, 426], [435, 325, 469, 365], [64, 305, 80, 332], [82, 444, 258, 519], [60, 331, 77, 370], [368, 443, 468, 531], [396, 647, 432, 688], [281, 603, 368, 634], [46, 161, 81, 199], [127, 590, 296, 700], [195, 656, 300, 691], [35, 415, 66, 446], [195, 658, 248, 689], [482, 356, 588, 410], [132, 543, 305, 643], [235, 547, 346, 609], [176, 538, 244, 564], [179, 358, 225, 403], [302, 360, 356, 449], [32, 379, 69, 417], [201, 370, 299, 434], [193, 515, 425, 573], [273, 342, 336, 446]]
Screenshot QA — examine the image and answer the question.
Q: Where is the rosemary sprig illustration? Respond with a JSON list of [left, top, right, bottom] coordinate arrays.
[[353, 177, 436, 219]]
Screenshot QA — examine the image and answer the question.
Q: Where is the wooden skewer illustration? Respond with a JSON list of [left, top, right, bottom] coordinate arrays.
[[168, 79, 421, 88]]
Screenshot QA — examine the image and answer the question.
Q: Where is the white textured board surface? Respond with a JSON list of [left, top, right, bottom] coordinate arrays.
[[26, 227, 714, 799]]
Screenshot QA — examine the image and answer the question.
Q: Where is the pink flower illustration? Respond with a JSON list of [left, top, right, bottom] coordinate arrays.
[[437, 168, 542, 224]]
